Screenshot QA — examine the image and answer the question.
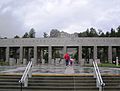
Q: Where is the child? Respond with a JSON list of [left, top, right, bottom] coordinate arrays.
[[70, 58, 74, 66]]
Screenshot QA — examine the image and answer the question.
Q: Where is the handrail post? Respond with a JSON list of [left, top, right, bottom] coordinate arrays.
[[93, 60, 105, 91], [28, 64, 32, 78], [24, 77, 28, 87], [116, 57, 119, 66], [19, 61, 32, 89], [96, 79, 98, 87], [99, 86, 102, 91], [20, 82, 22, 91]]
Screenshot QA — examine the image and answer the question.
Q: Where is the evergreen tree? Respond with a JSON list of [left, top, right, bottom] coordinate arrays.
[[116, 26, 120, 37], [50, 29, 60, 37], [98, 29, 102, 35], [14, 35, 20, 38], [89, 27, 98, 37], [106, 31, 110, 37], [29, 28, 35, 38], [22, 32, 29, 38], [86, 28, 90, 37], [43, 32, 48, 38], [100, 32, 105, 37], [110, 28, 116, 37], [78, 32, 82, 37]]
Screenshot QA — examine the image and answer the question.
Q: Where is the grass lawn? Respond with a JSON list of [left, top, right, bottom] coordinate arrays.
[[98, 63, 120, 68], [84, 63, 120, 68]]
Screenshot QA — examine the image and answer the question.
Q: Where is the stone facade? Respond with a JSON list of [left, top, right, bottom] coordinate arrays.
[[0, 37, 120, 66]]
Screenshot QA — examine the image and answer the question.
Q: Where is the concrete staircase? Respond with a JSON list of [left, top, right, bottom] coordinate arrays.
[[103, 75, 120, 91], [0, 74, 120, 91], [0, 74, 21, 91], [27, 75, 97, 91]]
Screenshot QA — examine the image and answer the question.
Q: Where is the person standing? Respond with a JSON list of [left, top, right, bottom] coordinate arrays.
[[64, 53, 70, 66]]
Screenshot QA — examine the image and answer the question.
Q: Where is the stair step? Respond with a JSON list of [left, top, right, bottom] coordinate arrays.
[[28, 83, 96, 86], [29, 79, 96, 82], [0, 89, 98, 91], [25, 86, 98, 90], [0, 78, 20, 81], [0, 82, 20, 85], [0, 74, 119, 91]]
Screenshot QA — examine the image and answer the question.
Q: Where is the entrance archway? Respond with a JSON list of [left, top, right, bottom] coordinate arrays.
[[82, 46, 93, 64], [52, 46, 63, 65], [37, 47, 48, 64], [97, 46, 108, 63], [67, 46, 78, 64], [0, 47, 6, 62]]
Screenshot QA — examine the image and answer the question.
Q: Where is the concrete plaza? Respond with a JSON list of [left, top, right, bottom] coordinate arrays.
[[0, 64, 120, 75]]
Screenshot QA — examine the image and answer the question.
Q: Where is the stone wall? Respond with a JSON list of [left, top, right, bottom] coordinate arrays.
[[0, 37, 120, 47]]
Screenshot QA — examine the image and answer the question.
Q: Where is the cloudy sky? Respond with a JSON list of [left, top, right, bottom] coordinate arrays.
[[0, 0, 120, 38]]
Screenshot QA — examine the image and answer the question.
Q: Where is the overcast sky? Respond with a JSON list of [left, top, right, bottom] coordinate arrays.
[[0, 0, 120, 38]]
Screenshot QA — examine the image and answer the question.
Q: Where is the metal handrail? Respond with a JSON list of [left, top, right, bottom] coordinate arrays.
[[19, 61, 32, 87], [93, 60, 105, 91]]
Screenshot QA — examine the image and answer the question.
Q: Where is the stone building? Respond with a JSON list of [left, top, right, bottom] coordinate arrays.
[[0, 37, 120, 66]]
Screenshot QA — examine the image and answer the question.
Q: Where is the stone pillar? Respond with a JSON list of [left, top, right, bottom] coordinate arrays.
[[116, 57, 119, 66], [9, 58, 15, 66], [41, 49, 43, 63], [89, 59, 93, 65], [17, 59, 21, 65], [63, 46, 66, 54], [23, 58, 27, 65], [20, 46, 23, 64], [78, 46, 82, 65], [48, 46, 52, 64], [108, 46, 112, 63], [28, 48, 31, 61], [6, 46, 9, 62], [34, 46, 37, 65], [94, 46, 97, 60], [63, 46, 66, 65]]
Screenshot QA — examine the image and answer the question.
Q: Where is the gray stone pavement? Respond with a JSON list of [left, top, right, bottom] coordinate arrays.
[[0, 64, 120, 75], [64, 66, 75, 74]]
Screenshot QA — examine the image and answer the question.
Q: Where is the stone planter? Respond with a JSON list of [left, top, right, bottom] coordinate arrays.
[[42, 59, 45, 64], [89, 59, 93, 65], [17, 59, 21, 65], [9, 58, 16, 66], [31, 58, 36, 65], [96, 59, 101, 64], [23, 58, 27, 65]]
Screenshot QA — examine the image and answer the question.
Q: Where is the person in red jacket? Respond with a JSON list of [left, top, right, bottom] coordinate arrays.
[[64, 53, 70, 66]]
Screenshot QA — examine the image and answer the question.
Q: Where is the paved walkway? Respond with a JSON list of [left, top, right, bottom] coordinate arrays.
[[0, 64, 120, 75], [64, 66, 75, 74]]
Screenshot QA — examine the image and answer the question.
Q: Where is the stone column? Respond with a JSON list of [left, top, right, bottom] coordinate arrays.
[[41, 49, 43, 63], [78, 46, 82, 65], [20, 46, 23, 64], [34, 46, 37, 65], [23, 47, 27, 65], [63, 46, 67, 65], [63, 46, 66, 54], [108, 46, 112, 63], [94, 46, 97, 60], [6, 46, 9, 62], [28, 48, 31, 61], [48, 46, 52, 64]]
